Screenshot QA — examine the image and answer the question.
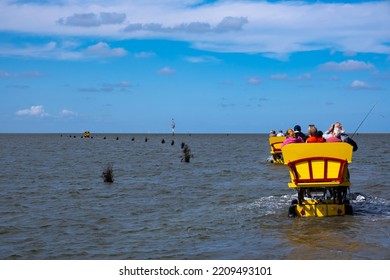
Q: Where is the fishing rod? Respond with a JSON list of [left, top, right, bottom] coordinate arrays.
[[351, 102, 377, 138]]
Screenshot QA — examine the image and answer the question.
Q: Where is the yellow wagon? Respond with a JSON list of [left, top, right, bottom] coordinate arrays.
[[282, 142, 353, 217], [268, 136, 286, 164]]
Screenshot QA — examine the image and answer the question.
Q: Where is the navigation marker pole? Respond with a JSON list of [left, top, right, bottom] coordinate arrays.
[[171, 118, 176, 145]]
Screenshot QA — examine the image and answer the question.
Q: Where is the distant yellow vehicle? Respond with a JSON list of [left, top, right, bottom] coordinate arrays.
[[282, 142, 353, 217], [83, 131, 91, 138], [268, 136, 286, 164]]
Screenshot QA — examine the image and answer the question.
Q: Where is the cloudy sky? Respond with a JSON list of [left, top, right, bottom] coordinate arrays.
[[0, 0, 389, 133]]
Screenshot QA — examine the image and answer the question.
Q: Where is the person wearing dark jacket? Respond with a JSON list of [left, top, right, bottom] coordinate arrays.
[[294, 125, 307, 142]]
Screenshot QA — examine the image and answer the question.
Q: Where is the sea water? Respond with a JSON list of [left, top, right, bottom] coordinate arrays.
[[0, 133, 389, 259]]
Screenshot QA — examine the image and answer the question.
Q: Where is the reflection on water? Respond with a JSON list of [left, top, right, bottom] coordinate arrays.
[[284, 218, 358, 259]]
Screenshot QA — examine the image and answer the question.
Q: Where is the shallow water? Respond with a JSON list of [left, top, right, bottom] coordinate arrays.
[[0, 133, 389, 259]]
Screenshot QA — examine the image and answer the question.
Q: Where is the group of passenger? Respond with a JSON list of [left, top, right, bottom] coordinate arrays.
[[270, 122, 358, 151]]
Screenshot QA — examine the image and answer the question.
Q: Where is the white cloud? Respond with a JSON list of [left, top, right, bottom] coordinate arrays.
[[158, 67, 175, 75], [58, 13, 100, 27], [0, 70, 43, 78], [58, 12, 126, 27], [78, 81, 131, 92], [0, 1, 388, 57], [0, 41, 127, 60], [214, 16, 248, 33], [295, 73, 311, 80], [269, 73, 311, 81], [319, 60, 375, 71], [133, 51, 156, 58], [349, 80, 375, 89], [59, 109, 78, 117], [123, 16, 248, 34], [85, 42, 127, 57], [16, 105, 49, 117], [0, 42, 59, 59], [124, 22, 211, 33], [343, 50, 357, 57], [184, 55, 221, 63], [247, 77, 261, 85]]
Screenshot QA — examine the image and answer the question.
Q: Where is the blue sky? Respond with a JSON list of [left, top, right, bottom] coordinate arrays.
[[0, 0, 389, 133]]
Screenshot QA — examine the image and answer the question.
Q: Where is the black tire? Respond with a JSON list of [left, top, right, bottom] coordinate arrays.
[[345, 204, 353, 215], [288, 205, 297, 217]]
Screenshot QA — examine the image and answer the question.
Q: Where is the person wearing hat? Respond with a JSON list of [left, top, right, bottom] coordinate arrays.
[[294, 125, 307, 142]]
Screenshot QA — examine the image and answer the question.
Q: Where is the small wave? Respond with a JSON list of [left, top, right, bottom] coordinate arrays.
[[0, 225, 23, 235], [244, 192, 390, 218], [347, 192, 367, 202], [243, 194, 294, 216], [348, 192, 390, 216]]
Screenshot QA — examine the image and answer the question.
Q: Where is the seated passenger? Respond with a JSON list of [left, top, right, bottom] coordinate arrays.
[[342, 134, 358, 151], [325, 127, 342, 142], [269, 130, 276, 137], [317, 130, 326, 143], [294, 125, 307, 142], [323, 122, 358, 151], [306, 125, 325, 143], [276, 130, 284, 136], [323, 122, 344, 140], [281, 128, 304, 147]]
